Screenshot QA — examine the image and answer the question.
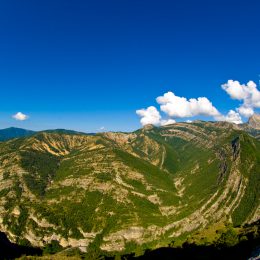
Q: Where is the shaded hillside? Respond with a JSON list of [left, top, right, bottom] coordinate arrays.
[[0, 127, 35, 141], [0, 231, 42, 259]]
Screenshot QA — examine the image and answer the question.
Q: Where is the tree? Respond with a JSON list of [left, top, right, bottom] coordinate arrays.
[[217, 227, 239, 247]]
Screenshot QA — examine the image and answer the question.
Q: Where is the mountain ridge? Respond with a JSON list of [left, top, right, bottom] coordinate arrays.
[[0, 127, 35, 141], [0, 118, 259, 257], [1, 112, 259, 141]]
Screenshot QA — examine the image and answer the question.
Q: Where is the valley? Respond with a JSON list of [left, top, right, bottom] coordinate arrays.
[[0, 116, 259, 259]]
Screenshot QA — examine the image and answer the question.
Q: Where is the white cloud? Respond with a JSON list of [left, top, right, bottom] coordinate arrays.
[[216, 110, 242, 124], [237, 106, 254, 118], [156, 92, 220, 118], [160, 119, 176, 126], [97, 126, 106, 132], [186, 120, 192, 123], [221, 80, 260, 117], [136, 79, 260, 126], [136, 106, 161, 126], [12, 112, 29, 121], [221, 80, 248, 100], [136, 107, 176, 126], [136, 92, 240, 126], [225, 110, 243, 124]]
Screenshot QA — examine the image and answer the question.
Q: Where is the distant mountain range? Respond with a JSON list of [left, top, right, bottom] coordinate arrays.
[[0, 127, 92, 142], [0, 127, 35, 141], [0, 115, 259, 259], [0, 113, 259, 141]]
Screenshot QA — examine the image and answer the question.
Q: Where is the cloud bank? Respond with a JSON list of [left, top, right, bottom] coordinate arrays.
[[12, 112, 29, 121], [136, 79, 260, 126]]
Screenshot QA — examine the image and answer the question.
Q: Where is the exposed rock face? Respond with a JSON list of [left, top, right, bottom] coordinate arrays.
[[248, 114, 260, 129], [0, 122, 259, 254]]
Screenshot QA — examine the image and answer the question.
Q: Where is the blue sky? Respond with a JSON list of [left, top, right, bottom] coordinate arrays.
[[0, 0, 260, 132]]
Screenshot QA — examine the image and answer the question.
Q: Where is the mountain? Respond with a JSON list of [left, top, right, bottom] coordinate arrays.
[[0, 127, 35, 141], [0, 127, 94, 143], [237, 114, 260, 141], [0, 121, 259, 258], [40, 128, 94, 136], [248, 113, 260, 129]]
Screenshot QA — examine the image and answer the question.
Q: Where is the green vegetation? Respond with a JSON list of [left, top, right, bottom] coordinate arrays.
[[216, 226, 239, 247], [43, 240, 63, 255], [21, 150, 60, 196], [0, 120, 258, 258], [232, 135, 260, 225]]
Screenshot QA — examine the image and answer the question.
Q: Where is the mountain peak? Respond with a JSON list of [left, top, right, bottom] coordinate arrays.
[[248, 113, 260, 129], [142, 124, 156, 130]]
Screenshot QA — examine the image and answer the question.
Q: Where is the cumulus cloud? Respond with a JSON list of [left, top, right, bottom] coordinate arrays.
[[216, 110, 242, 124], [136, 106, 161, 126], [136, 79, 260, 126], [237, 106, 254, 118], [156, 92, 220, 118], [136, 92, 242, 126], [221, 80, 260, 117], [160, 119, 176, 126], [12, 112, 29, 121], [225, 110, 243, 124], [136, 106, 176, 126]]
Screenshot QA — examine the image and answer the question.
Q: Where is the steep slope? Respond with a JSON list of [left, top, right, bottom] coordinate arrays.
[[248, 114, 260, 129], [0, 122, 259, 256], [238, 114, 260, 140]]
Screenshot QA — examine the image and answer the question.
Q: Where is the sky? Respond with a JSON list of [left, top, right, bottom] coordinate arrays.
[[0, 0, 260, 132]]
